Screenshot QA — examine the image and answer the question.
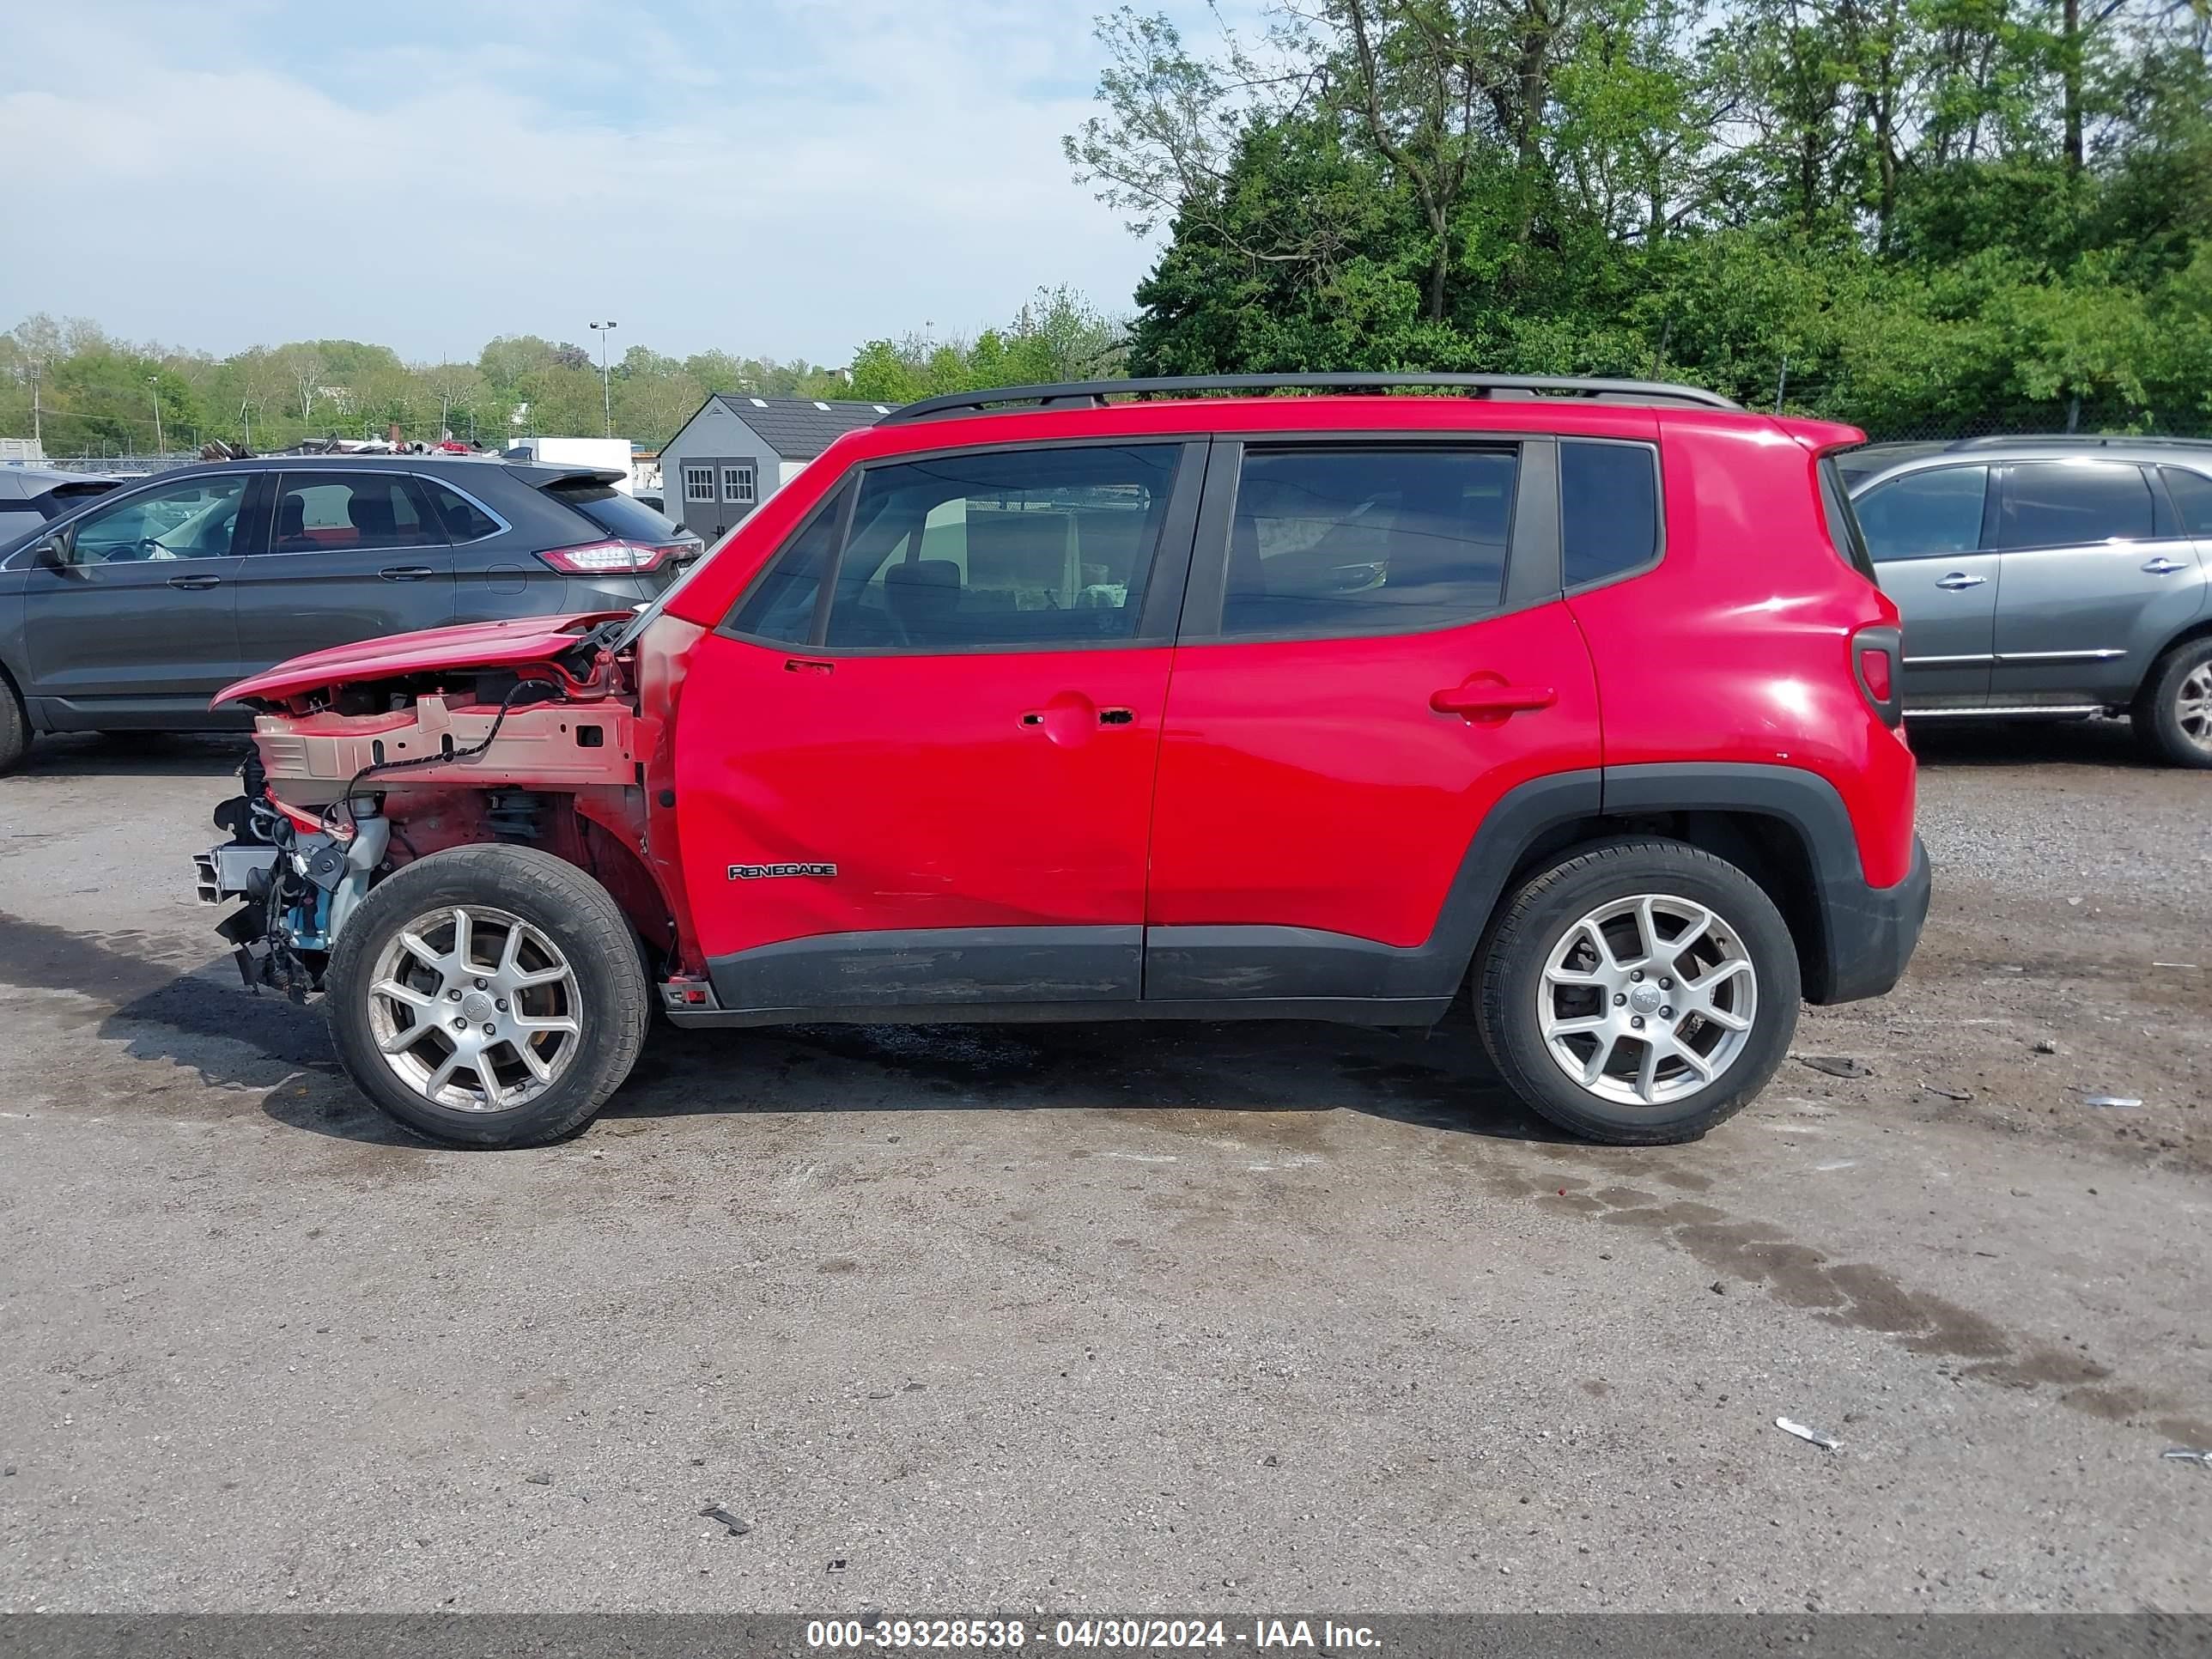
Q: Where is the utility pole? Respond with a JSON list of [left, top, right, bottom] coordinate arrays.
[[27, 359, 40, 449], [590, 320, 617, 438], [148, 376, 164, 453]]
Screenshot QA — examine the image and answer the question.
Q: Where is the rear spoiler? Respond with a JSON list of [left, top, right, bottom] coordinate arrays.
[[528, 467, 628, 490]]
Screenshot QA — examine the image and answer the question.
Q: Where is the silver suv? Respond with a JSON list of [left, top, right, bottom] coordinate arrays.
[[1841, 437, 2212, 767]]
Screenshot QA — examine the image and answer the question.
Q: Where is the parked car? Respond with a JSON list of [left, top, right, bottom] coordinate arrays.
[[0, 466, 122, 543], [0, 455, 703, 769], [1840, 435, 2212, 766], [195, 373, 1929, 1151]]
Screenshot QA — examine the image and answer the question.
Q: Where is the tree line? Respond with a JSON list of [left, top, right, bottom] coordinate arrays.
[[0, 289, 1126, 459], [1066, 0, 2212, 434]]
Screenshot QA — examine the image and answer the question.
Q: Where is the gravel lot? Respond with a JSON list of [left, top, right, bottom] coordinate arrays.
[[1, 720, 2208, 1613]]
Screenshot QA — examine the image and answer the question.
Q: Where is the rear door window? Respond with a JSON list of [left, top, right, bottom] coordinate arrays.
[[271, 473, 440, 552], [1993, 462, 2154, 550], [1221, 447, 1516, 636], [1559, 441, 1659, 587], [1852, 465, 1990, 562]]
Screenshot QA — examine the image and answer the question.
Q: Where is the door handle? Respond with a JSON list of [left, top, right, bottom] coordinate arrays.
[[1935, 572, 1986, 590], [166, 573, 222, 590], [1431, 683, 1557, 719], [2142, 556, 2188, 575], [379, 565, 435, 581]]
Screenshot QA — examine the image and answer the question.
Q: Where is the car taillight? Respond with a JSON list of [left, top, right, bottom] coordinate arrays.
[[1853, 625, 1903, 728], [537, 539, 673, 575]]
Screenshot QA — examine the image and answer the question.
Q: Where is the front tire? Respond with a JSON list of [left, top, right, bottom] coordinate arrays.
[[2133, 638, 2212, 769], [325, 845, 650, 1148], [0, 676, 27, 773], [1476, 839, 1800, 1145]]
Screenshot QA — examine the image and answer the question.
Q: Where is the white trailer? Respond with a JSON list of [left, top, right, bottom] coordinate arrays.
[[501, 436, 639, 494]]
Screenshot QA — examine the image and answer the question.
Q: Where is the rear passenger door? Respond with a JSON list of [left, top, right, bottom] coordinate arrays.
[[1854, 464, 1996, 708], [1143, 435, 1604, 1007], [235, 471, 457, 669], [1987, 459, 2202, 706]]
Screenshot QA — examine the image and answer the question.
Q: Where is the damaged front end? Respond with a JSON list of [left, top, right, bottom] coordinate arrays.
[[195, 610, 695, 1000], [198, 746, 392, 1000]]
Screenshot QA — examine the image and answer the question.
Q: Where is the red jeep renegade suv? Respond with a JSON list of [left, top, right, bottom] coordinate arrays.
[[195, 374, 1929, 1150]]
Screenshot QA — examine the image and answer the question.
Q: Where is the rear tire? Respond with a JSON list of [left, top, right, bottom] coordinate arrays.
[[325, 844, 650, 1148], [1475, 838, 1799, 1146], [2133, 638, 2212, 769]]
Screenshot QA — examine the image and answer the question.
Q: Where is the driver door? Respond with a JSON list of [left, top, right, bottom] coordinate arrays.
[[22, 471, 258, 727]]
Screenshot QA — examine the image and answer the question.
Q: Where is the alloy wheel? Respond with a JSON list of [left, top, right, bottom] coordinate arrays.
[[1537, 893, 1759, 1106], [366, 905, 582, 1112], [2176, 661, 2212, 753]]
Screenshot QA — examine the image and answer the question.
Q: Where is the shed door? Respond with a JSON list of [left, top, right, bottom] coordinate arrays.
[[677, 459, 725, 541]]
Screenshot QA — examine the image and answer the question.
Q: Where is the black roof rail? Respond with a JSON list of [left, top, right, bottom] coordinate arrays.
[[881, 373, 1741, 424], [1945, 433, 2212, 451]]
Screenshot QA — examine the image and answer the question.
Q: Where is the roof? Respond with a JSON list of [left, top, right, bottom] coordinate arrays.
[[711, 394, 893, 459], [1840, 434, 2212, 489]]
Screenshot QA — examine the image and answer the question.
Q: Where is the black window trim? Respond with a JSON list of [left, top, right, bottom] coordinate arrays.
[[1176, 431, 1562, 646], [717, 434, 1210, 658], [1987, 459, 2183, 553], [1558, 434, 1665, 596], [255, 470, 450, 557]]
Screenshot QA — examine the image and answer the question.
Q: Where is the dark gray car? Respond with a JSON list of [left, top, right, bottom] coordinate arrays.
[[0, 455, 701, 769], [1842, 436, 2212, 766]]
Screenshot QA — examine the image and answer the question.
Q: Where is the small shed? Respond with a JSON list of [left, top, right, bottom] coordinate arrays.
[[659, 394, 892, 544]]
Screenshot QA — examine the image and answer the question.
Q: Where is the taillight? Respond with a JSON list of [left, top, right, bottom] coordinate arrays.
[[537, 539, 673, 575], [1853, 624, 1902, 728]]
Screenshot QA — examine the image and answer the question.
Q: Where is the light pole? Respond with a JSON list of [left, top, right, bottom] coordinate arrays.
[[240, 399, 255, 451], [27, 359, 40, 450], [147, 376, 164, 453], [589, 320, 617, 437]]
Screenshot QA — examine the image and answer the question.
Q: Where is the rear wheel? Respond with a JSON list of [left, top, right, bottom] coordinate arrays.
[[2133, 638, 2212, 769], [1476, 839, 1799, 1145], [325, 844, 650, 1148]]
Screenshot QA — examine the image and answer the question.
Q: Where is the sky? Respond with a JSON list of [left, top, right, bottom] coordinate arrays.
[[0, 0, 1253, 366]]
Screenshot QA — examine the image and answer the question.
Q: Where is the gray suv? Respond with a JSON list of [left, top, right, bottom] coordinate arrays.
[[0, 455, 701, 770], [1841, 437, 2212, 766]]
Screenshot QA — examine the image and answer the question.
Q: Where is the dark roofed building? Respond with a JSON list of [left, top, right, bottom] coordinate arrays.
[[659, 393, 894, 544]]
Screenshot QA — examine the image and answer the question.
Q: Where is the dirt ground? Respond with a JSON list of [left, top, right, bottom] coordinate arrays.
[[0, 718, 2207, 1613]]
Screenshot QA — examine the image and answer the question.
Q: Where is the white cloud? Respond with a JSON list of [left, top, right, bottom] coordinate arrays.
[[0, 0, 1232, 364]]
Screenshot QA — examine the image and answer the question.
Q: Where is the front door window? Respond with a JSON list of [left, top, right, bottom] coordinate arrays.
[[70, 475, 248, 563]]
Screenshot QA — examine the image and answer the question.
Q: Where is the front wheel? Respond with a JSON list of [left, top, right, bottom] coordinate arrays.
[[0, 676, 27, 773], [1476, 839, 1800, 1145], [325, 844, 650, 1147]]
